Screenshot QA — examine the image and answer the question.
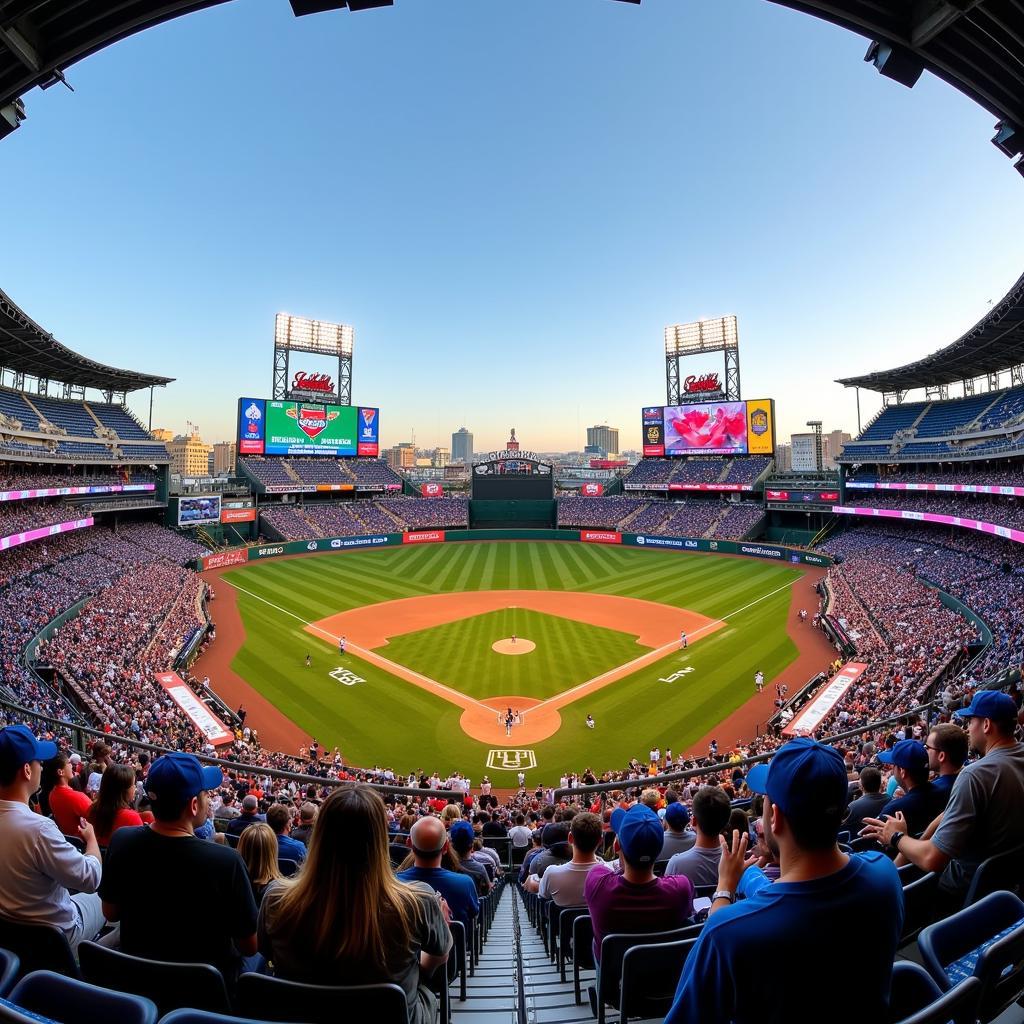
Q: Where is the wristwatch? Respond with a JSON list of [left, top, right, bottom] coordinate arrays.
[[711, 890, 735, 903], [889, 831, 904, 852]]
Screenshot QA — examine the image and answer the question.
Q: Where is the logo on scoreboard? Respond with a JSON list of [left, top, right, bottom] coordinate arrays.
[[287, 404, 340, 440], [750, 408, 769, 436]]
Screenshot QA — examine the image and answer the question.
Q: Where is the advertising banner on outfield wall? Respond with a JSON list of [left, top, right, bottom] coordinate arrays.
[[221, 508, 257, 524], [421, 483, 444, 497], [624, 534, 831, 566], [782, 663, 868, 737], [202, 549, 248, 570], [154, 671, 234, 746], [403, 530, 445, 544], [247, 535, 399, 559], [581, 530, 622, 544], [581, 483, 604, 496]]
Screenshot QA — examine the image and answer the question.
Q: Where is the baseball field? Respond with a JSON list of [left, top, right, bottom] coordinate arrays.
[[208, 540, 814, 782]]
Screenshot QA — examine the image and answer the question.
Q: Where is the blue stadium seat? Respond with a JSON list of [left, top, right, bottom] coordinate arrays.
[[618, 937, 698, 1022], [888, 962, 944, 1023], [0, 951, 18, 999], [0, 919, 77, 980], [160, 1012, 264, 1024], [235, 973, 408, 1024], [8, 970, 158, 1024], [890, 976, 981, 1024], [962, 842, 1024, 907], [276, 858, 299, 878], [917, 891, 1024, 1022], [77, 942, 231, 1016]]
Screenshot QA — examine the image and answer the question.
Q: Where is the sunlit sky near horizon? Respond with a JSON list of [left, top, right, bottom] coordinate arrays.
[[2, 0, 1023, 453]]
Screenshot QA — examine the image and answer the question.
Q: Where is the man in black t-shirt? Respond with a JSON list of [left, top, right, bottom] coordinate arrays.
[[100, 752, 258, 981]]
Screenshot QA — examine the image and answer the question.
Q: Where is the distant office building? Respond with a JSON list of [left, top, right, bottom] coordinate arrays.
[[167, 432, 213, 477], [774, 443, 792, 472], [825, 430, 852, 469], [386, 442, 416, 471], [790, 433, 822, 473], [151, 428, 174, 443], [451, 427, 473, 464], [434, 446, 450, 467], [212, 442, 236, 475], [587, 425, 619, 456]]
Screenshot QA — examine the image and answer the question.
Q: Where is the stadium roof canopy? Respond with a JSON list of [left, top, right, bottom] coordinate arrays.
[[836, 270, 1024, 392], [2, 2, 1024, 129], [0, 288, 174, 392]]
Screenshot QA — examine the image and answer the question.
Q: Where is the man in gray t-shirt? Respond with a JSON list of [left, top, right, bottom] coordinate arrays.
[[864, 691, 1024, 900], [660, 802, 696, 860], [665, 786, 730, 887]]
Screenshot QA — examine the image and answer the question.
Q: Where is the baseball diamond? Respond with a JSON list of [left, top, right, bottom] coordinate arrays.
[[196, 539, 831, 777]]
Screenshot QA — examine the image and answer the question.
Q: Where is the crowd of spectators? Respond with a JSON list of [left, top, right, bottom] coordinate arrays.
[[556, 496, 763, 539], [238, 456, 404, 490], [262, 499, 469, 540], [378, 498, 468, 529], [623, 455, 771, 491], [0, 467, 158, 492], [0, 499, 84, 537], [840, 489, 1024, 532], [848, 464, 1024, 488]]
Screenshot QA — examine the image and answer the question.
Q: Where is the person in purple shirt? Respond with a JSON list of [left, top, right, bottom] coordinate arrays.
[[584, 804, 694, 963]]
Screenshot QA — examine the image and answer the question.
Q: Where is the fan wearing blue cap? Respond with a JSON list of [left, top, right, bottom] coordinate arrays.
[[0, 725, 107, 950], [98, 752, 259, 979], [664, 738, 903, 1024], [873, 739, 948, 835], [863, 689, 1024, 905]]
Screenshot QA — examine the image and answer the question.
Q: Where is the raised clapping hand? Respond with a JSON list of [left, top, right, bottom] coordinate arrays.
[[717, 829, 753, 893], [859, 810, 907, 847]]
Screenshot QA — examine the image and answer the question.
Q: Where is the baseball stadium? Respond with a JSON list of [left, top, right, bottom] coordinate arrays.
[[1, 3, 1024, 1024]]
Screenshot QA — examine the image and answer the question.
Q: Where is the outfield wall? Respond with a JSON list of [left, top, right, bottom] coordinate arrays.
[[198, 529, 831, 570]]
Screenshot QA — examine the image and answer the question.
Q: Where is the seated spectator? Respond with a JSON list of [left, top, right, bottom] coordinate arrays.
[[237, 823, 284, 908], [226, 794, 266, 837], [100, 752, 257, 981], [585, 805, 694, 962], [42, 751, 93, 837], [519, 830, 545, 883], [843, 766, 888, 836], [481, 811, 507, 837], [449, 820, 490, 895], [926, 722, 969, 797], [397, 816, 479, 933], [865, 691, 1024, 905], [258, 785, 451, 1024], [266, 803, 307, 865], [660, 801, 696, 860], [217, 791, 241, 820], [665, 738, 903, 1024], [0, 725, 105, 950], [665, 786, 731, 885], [537, 812, 610, 907], [291, 802, 317, 846], [524, 822, 572, 888], [876, 740, 947, 835], [87, 763, 144, 846], [508, 813, 532, 850]]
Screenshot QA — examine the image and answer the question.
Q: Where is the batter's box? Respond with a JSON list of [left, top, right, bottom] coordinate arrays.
[[487, 749, 537, 771]]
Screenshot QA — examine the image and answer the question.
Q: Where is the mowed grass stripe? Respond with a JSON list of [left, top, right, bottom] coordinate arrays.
[[224, 541, 805, 776]]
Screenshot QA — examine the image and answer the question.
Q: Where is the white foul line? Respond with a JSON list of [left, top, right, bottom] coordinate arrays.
[[220, 578, 498, 713]]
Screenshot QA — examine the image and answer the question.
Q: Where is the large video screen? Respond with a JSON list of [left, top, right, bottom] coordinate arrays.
[[237, 399, 379, 457], [641, 399, 774, 457], [178, 495, 222, 527]]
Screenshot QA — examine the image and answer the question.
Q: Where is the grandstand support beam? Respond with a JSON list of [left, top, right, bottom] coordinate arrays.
[[338, 350, 352, 406], [910, 0, 981, 48], [724, 346, 741, 401], [882, 390, 906, 406], [0, 98, 25, 139], [35, 376, 47, 395], [273, 344, 288, 401], [1013, 364, 1024, 387], [988, 372, 1001, 392], [925, 384, 949, 401], [963, 377, 975, 396], [665, 352, 679, 406]]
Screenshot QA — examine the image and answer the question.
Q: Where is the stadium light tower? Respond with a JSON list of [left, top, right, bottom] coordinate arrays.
[[273, 313, 354, 406], [664, 316, 740, 405], [806, 420, 823, 472]]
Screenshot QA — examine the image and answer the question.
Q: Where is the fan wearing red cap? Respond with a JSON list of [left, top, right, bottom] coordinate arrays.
[[863, 689, 1024, 906], [0, 725, 106, 950], [664, 738, 903, 1024]]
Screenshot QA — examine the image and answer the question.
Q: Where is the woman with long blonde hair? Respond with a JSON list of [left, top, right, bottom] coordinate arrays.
[[258, 785, 451, 1024], [237, 823, 283, 907]]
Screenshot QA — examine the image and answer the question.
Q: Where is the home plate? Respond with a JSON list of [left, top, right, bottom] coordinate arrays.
[[492, 638, 535, 655]]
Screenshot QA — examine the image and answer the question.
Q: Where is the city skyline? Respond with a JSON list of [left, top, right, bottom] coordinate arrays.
[[3, 1, 1023, 454]]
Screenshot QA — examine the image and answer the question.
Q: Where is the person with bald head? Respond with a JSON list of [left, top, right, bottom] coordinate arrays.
[[396, 816, 479, 932]]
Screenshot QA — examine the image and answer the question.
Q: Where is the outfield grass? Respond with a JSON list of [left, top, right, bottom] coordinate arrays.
[[224, 541, 802, 780], [380, 608, 650, 701]]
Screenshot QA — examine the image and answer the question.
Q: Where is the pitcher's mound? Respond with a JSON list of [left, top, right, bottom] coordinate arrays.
[[492, 638, 535, 655]]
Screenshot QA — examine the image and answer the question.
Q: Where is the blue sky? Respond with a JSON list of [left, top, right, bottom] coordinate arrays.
[[2, 0, 1023, 453]]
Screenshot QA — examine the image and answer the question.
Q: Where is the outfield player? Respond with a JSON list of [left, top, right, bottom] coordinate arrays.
[[680, 630, 687, 649], [305, 653, 311, 668], [338, 635, 347, 655], [754, 670, 764, 693], [586, 714, 595, 729]]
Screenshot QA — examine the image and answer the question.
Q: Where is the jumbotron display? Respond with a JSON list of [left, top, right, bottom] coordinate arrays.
[[237, 398, 379, 457], [641, 398, 775, 456]]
